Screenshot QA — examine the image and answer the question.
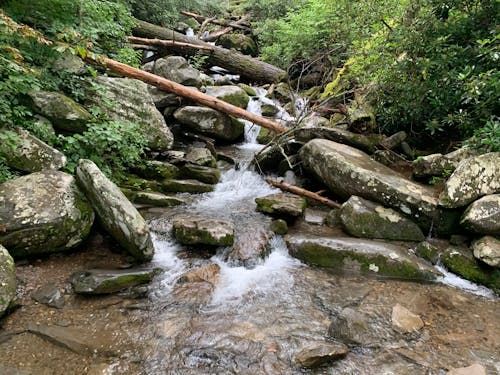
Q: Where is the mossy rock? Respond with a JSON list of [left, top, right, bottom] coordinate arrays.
[[117, 173, 162, 192], [261, 103, 279, 117], [205, 86, 250, 109], [162, 179, 214, 194], [133, 161, 180, 181], [257, 127, 273, 144], [217, 33, 258, 56], [173, 216, 234, 246], [122, 189, 186, 207], [255, 193, 306, 218], [180, 164, 220, 184], [237, 83, 257, 96], [270, 219, 288, 235], [0, 244, 16, 317], [414, 241, 441, 264]]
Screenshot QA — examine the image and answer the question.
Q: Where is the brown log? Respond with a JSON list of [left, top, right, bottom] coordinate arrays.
[[181, 11, 250, 31], [203, 26, 233, 42], [132, 19, 286, 83], [85, 55, 288, 134], [129, 36, 215, 51], [265, 179, 342, 209]]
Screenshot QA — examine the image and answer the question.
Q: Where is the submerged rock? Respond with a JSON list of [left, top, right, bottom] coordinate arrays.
[[153, 56, 202, 88], [340, 196, 425, 241], [0, 128, 66, 172], [76, 159, 154, 261], [173, 216, 234, 246], [460, 194, 500, 235], [0, 244, 16, 317], [71, 268, 158, 294], [439, 152, 500, 208], [133, 160, 180, 180], [205, 85, 250, 109], [286, 235, 439, 281], [299, 139, 440, 228], [28, 90, 91, 133], [177, 263, 220, 286], [328, 307, 379, 346], [174, 106, 245, 142], [255, 193, 306, 218], [391, 304, 424, 333], [413, 147, 478, 179], [472, 236, 500, 268], [0, 170, 94, 257], [295, 341, 349, 368]]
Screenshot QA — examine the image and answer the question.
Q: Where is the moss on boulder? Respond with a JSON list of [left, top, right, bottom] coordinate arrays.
[[205, 85, 250, 109], [173, 216, 234, 246]]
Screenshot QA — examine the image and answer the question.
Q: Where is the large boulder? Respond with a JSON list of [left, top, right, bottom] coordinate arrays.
[[217, 33, 258, 56], [153, 56, 202, 88], [174, 106, 244, 142], [439, 152, 500, 208], [413, 148, 478, 179], [91, 77, 174, 150], [173, 216, 234, 246], [76, 159, 154, 261], [0, 171, 94, 257], [286, 234, 439, 281], [0, 128, 66, 172], [299, 139, 440, 228], [204, 86, 250, 109], [294, 127, 379, 154], [340, 196, 425, 241], [0, 244, 16, 317], [28, 90, 91, 133], [460, 194, 500, 235], [472, 236, 500, 268], [255, 193, 306, 218]]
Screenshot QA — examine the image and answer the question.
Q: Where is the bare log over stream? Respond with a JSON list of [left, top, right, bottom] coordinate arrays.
[[266, 179, 342, 209], [132, 19, 286, 83], [84, 55, 288, 134]]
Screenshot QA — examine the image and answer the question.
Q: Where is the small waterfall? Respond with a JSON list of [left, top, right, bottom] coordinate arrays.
[[185, 28, 194, 37]]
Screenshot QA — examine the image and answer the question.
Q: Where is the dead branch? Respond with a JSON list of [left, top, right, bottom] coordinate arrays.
[[266, 179, 342, 209]]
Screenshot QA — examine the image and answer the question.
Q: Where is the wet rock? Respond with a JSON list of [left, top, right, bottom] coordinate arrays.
[[461, 195, 500, 235], [173, 281, 214, 304], [414, 241, 441, 264], [413, 148, 478, 179], [205, 85, 250, 109], [147, 86, 182, 110], [325, 209, 342, 227], [31, 283, 65, 309], [162, 179, 214, 193], [237, 83, 257, 96], [257, 127, 273, 144], [270, 219, 288, 235], [391, 304, 424, 333], [133, 160, 180, 180], [0, 128, 66, 172], [294, 341, 349, 368], [304, 208, 328, 225], [266, 82, 294, 103], [261, 103, 279, 117], [379, 131, 407, 150], [286, 235, 440, 281], [227, 228, 272, 265], [91, 76, 174, 150], [328, 307, 378, 346], [217, 33, 258, 56], [0, 170, 94, 257], [299, 139, 440, 228], [174, 106, 245, 142], [117, 173, 162, 192], [178, 263, 220, 286], [0, 245, 15, 317], [185, 147, 217, 168], [180, 164, 220, 184], [439, 152, 500, 208], [52, 53, 86, 75], [28, 90, 91, 133], [255, 193, 306, 218], [71, 268, 158, 294], [472, 236, 500, 268], [123, 190, 186, 207], [447, 364, 486, 375], [173, 216, 234, 246], [76, 159, 154, 261], [153, 56, 202, 87], [441, 246, 500, 292], [339, 196, 425, 241]]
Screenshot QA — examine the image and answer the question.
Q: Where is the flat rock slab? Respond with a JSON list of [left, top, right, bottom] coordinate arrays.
[[412, 147, 477, 179], [173, 216, 234, 246], [439, 152, 500, 208], [461, 194, 500, 235], [125, 190, 186, 207], [71, 268, 159, 294], [162, 179, 214, 193], [286, 234, 440, 281], [0, 245, 15, 316], [340, 196, 425, 241], [391, 304, 424, 333], [255, 193, 306, 217], [299, 139, 440, 227], [295, 341, 349, 368], [76, 159, 154, 261]]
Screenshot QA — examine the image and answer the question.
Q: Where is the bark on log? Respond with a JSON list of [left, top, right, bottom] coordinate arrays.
[[181, 11, 250, 31], [85, 55, 288, 134], [129, 36, 215, 52], [266, 179, 342, 209], [132, 19, 286, 83]]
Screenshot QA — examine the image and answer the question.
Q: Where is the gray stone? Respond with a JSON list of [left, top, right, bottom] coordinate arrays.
[[28, 91, 91, 133], [328, 307, 378, 346], [413, 148, 478, 179], [340, 196, 425, 241], [76, 159, 154, 261], [124, 190, 186, 207], [91, 76, 174, 150], [472, 236, 500, 268], [266, 82, 294, 103], [31, 283, 65, 309], [185, 147, 217, 168], [0, 171, 94, 257], [461, 195, 500, 235], [286, 235, 440, 281], [174, 106, 244, 142], [204, 85, 250, 108], [325, 209, 342, 227], [227, 228, 272, 266], [255, 193, 306, 218], [299, 139, 440, 227], [153, 56, 202, 87], [180, 164, 220, 184], [270, 219, 288, 235], [380, 131, 407, 150], [162, 179, 214, 194], [71, 268, 159, 294], [391, 304, 424, 333], [52, 53, 86, 75], [147, 86, 182, 110], [133, 160, 180, 180], [0, 128, 66, 172], [295, 341, 349, 368], [173, 216, 234, 246], [0, 244, 15, 317], [439, 152, 500, 208]]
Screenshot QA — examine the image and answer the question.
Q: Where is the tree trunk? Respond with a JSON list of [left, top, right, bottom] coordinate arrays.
[[266, 179, 341, 209], [85, 55, 288, 134], [132, 19, 286, 84]]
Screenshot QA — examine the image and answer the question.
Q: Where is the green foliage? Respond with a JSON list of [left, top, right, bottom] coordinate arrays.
[[240, 0, 306, 20], [465, 116, 500, 152]]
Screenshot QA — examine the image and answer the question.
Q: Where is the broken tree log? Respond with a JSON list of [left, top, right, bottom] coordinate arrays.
[[180, 11, 251, 31], [203, 15, 251, 42], [132, 19, 286, 83], [266, 179, 342, 209], [84, 55, 288, 134], [129, 36, 215, 52]]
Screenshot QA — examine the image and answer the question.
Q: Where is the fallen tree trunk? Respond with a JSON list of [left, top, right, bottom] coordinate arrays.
[[132, 19, 286, 83], [85, 55, 288, 134], [129, 36, 215, 52], [180, 11, 250, 31], [266, 179, 342, 209]]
